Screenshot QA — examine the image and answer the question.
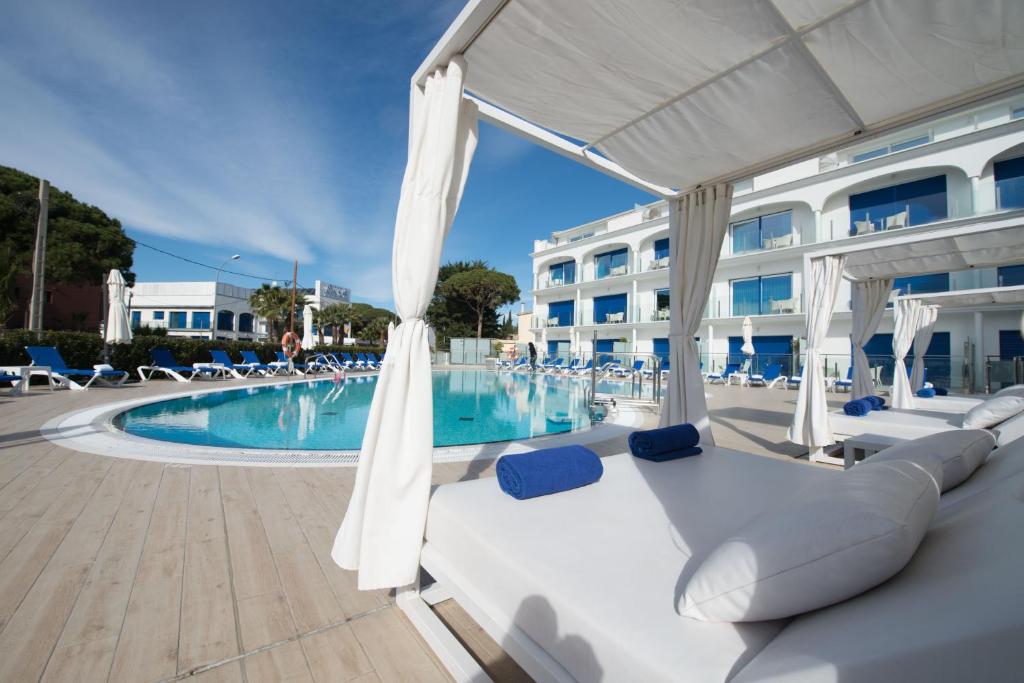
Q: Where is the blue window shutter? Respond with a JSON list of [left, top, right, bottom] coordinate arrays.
[[653, 338, 669, 360], [653, 238, 669, 260], [547, 300, 575, 326], [593, 293, 628, 323], [1000, 330, 1024, 360]]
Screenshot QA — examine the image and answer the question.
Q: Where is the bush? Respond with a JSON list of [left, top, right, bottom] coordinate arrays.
[[0, 329, 384, 380]]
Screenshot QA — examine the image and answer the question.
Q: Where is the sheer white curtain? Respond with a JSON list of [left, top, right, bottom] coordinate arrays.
[[891, 299, 922, 409], [910, 304, 939, 392], [850, 279, 893, 399], [660, 184, 733, 443], [333, 57, 478, 590], [789, 255, 846, 452]]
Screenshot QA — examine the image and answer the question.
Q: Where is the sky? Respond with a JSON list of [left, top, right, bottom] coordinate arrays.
[[0, 0, 655, 311]]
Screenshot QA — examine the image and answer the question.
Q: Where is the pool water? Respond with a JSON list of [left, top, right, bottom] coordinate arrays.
[[114, 369, 598, 450]]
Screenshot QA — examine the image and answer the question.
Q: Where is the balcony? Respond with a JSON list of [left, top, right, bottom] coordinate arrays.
[[637, 306, 671, 323]]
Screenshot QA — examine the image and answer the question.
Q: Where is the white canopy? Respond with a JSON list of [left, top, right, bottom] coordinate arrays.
[[422, 0, 1024, 195], [741, 317, 755, 356], [302, 305, 315, 349], [899, 284, 1024, 309], [104, 269, 132, 344]]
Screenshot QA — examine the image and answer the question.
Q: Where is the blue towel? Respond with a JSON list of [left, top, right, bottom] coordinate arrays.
[[934, 387, 948, 396], [496, 446, 603, 500], [917, 387, 936, 398], [628, 423, 702, 462], [843, 399, 872, 416], [864, 395, 886, 411]]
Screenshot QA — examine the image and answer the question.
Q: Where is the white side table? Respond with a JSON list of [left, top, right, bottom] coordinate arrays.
[[729, 372, 748, 386], [842, 432, 907, 469], [1, 366, 53, 395]]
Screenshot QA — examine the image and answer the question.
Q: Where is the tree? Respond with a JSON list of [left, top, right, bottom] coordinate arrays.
[[428, 260, 518, 347], [0, 165, 135, 287], [249, 285, 308, 340], [363, 316, 390, 345], [0, 244, 18, 330], [440, 268, 520, 338]]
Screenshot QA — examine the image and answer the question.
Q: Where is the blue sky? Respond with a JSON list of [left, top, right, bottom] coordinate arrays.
[[0, 0, 655, 310]]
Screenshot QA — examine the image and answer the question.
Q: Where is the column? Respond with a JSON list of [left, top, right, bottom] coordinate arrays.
[[974, 311, 984, 393], [813, 208, 822, 243], [970, 175, 980, 215]]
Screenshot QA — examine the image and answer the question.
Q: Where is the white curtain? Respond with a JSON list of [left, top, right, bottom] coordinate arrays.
[[891, 299, 922, 409], [789, 255, 846, 449], [660, 184, 732, 443], [850, 279, 894, 399], [910, 304, 939, 391], [105, 269, 132, 343], [332, 57, 478, 590]]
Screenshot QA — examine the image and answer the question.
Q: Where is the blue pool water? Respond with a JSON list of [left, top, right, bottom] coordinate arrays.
[[115, 370, 604, 450]]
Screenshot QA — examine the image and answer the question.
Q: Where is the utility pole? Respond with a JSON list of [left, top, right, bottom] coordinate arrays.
[[28, 179, 49, 333], [290, 260, 298, 332]]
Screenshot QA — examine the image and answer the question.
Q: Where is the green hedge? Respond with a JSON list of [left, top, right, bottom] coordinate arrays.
[[0, 330, 384, 380]]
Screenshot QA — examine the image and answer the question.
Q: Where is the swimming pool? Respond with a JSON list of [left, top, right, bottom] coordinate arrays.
[[114, 369, 598, 450]]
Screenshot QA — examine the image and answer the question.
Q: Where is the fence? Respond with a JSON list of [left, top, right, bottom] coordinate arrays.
[[449, 338, 499, 365]]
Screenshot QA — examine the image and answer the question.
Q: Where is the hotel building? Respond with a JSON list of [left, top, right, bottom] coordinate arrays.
[[530, 93, 1024, 391]]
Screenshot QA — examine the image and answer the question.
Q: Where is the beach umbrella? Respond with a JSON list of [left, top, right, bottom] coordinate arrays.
[[104, 269, 132, 343], [302, 304, 315, 349], [741, 316, 755, 356]]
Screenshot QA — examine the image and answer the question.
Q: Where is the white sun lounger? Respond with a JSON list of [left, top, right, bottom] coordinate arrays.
[[403, 440, 1024, 683]]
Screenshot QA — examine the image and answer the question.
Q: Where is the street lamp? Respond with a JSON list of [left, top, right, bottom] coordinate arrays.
[[212, 254, 240, 340]]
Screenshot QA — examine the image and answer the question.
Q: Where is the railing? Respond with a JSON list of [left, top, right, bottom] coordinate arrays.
[[985, 355, 1024, 393]]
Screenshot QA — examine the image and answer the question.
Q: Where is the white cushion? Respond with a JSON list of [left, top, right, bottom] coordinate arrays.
[[962, 396, 1024, 429], [679, 460, 939, 622], [870, 429, 994, 492], [993, 384, 1024, 399], [991, 410, 1024, 447]]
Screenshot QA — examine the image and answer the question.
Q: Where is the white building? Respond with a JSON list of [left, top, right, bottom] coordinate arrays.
[[129, 279, 350, 342], [530, 93, 1024, 391]]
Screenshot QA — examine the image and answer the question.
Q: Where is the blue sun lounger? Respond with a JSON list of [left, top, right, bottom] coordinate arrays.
[[209, 349, 259, 378], [26, 345, 128, 390], [239, 350, 277, 376], [786, 366, 804, 390], [706, 362, 739, 384], [273, 351, 307, 375], [747, 363, 786, 388], [834, 367, 854, 392], [138, 348, 219, 382]]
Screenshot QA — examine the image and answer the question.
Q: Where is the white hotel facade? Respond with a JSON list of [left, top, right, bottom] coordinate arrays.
[[530, 93, 1024, 391]]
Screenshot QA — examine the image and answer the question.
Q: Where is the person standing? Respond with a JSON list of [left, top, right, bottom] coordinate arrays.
[[528, 342, 538, 371]]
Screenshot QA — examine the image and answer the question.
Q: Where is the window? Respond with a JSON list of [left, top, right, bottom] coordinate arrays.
[[653, 338, 669, 362], [654, 288, 670, 320], [1012, 106, 1024, 120], [851, 134, 930, 163], [191, 311, 211, 330], [593, 293, 628, 324], [547, 340, 569, 357], [238, 312, 254, 333], [731, 273, 792, 316], [995, 156, 1024, 209], [594, 248, 628, 279], [998, 264, 1024, 287], [594, 339, 619, 366], [851, 147, 888, 163], [131, 311, 141, 328], [152, 311, 165, 320], [892, 273, 949, 296], [727, 335, 794, 375], [548, 261, 576, 286], [730, 210, 792, 254], [653, 238, 669, 261], [569, 232, 594, 243], [169, 311, 187, 329], [849, 174, 947, 235], [547, 300, 575, 327], [216, 309, 234, 331]]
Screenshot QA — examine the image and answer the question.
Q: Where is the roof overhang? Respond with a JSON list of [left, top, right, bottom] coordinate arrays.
[[898, 284, 1024, 311], [417, 0, 1024, 196]]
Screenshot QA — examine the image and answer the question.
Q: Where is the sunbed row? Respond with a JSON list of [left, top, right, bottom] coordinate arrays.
[[498, 356, 671, 379]]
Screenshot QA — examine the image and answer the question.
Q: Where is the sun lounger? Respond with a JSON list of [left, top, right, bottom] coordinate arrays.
[[26, 346, 128, 390], [209, 349, 258, 378], [834, 367, 854, 392], [786, 366, 803, 390], [706, 362, 738, 384], [747, 363, 786, 388], [138, 348, 219, 382], [239, 350, 276, 376], [0, 370, 24, 395], [272, 351, 307, 375], [571, 359, 593, 375], [611, 359, 645, 377], [406, 438, 1024, 682]]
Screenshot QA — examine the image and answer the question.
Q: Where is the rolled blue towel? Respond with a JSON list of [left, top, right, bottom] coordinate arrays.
[[917, 387, 936, 398], [934, 387, 948, 396], [496, 446, 603, 500], [864, 395, 886, 410], [843, 399, 872, 416], [628, 423, 702, 462]]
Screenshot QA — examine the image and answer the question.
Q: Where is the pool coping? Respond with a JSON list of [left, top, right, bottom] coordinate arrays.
[[40, 374, 645, 467]]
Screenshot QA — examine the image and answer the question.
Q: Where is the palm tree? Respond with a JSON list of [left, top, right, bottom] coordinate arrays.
[[364, 316, 390, 345], [317, 302, 350, 343], [249, 284, 292, 340]]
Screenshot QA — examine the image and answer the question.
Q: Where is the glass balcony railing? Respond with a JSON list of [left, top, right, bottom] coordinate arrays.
[[996, 177, 1024, 210]]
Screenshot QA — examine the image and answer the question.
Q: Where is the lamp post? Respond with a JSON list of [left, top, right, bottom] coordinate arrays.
[[212, 254, 240, 340]]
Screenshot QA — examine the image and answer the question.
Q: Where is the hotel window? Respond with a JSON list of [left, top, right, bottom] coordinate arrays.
[[593, 293, 628, 324], [892, 273, 949, 296], [191, 311, 211, 330], [217, 309, 235, 331], [548, 260, 576, 286], [594, 248, 628, 279], [653, 238, 669, 260], [238, 312, 255, 333], [998, 264, 1024, 287], [547, 300, 575, 327], [850, 134, 930, 163], [731, 210, 792, 254], [995, 156, 1024, 209], [654, 288, 670, 321], [152, 311, 165, 320], [569, 232, 594, 243], [849, 174, 947, 235], [731, 273, 792, 316], [169, 311, 187, 328], [131, 311, 141, 328]]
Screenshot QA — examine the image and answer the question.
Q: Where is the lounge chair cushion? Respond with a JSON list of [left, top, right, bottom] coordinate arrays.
[[993, 384, 1024, 399], [868, 429, 995, 492], [962, 396, 1024, 429], [991, 410, 1024, 447], [679, 459, 939, 623]]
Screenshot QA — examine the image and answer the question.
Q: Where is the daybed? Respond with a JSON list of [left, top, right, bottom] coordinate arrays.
[[407, 439, 1024, 682], [831, 402, 1024, 447]]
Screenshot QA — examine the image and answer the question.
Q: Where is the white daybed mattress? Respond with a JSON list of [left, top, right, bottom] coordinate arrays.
[[911, 394, 985, 414], [422, 447, 836, 683], [829, 407, 964, 441]]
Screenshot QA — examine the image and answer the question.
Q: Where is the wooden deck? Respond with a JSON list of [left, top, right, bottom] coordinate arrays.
[[0, 375, 831, 682]]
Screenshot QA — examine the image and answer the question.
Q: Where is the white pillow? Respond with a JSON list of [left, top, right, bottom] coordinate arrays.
[[991, 410, 1024, 447], [962, 396, 1024, 429], [869, 429, 994, 492], [679, 459, 939, 622], [994, 385, 1024, 399]]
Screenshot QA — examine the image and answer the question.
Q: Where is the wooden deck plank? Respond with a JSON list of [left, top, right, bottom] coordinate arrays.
[[350, 607, 450, 683], [40, 636, 118, 683], [244, 639, 315, 683], [177, 465, 241, 674], [108, 465, 190, 683], [299, 623, 373, 683], [190, 659, 245, 682]]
